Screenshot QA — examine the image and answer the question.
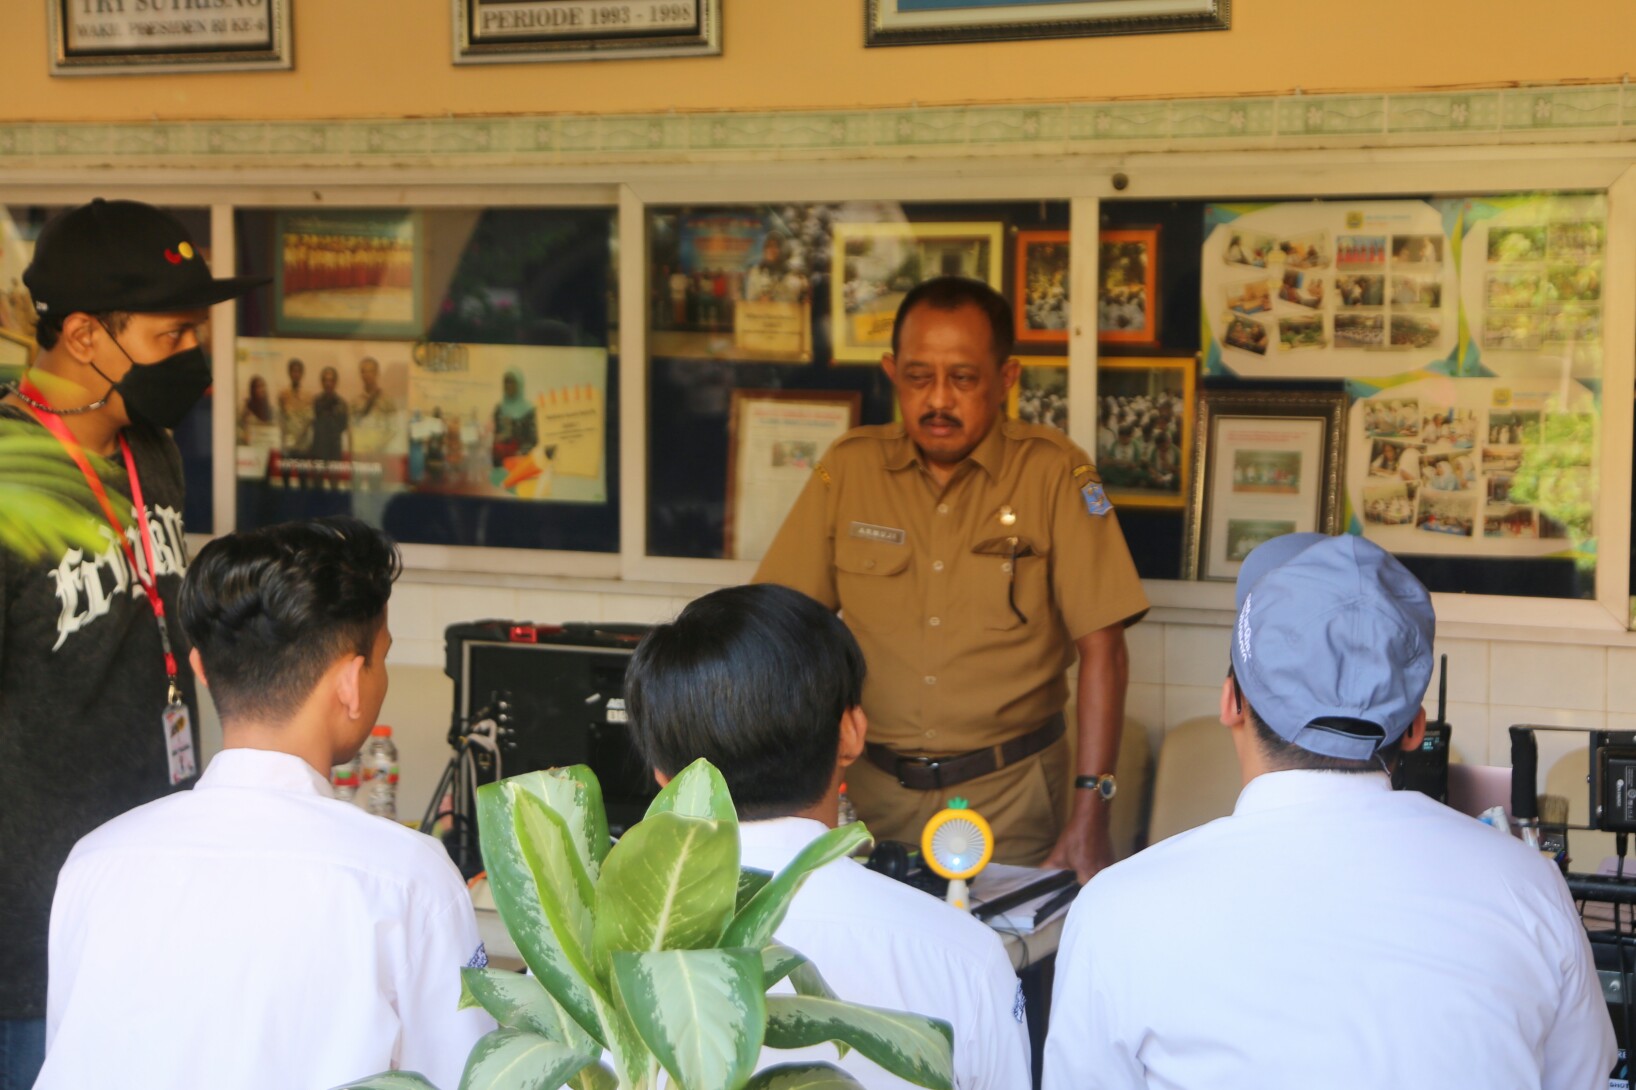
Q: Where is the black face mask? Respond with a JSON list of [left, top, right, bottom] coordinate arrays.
[[96, 325, 212, 430]]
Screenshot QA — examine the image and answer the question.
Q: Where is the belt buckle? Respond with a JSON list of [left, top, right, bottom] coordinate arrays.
[[896, 755, 942, 790]]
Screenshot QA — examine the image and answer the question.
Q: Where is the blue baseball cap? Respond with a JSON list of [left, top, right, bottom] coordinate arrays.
[[1229, 534, 1435, 760]]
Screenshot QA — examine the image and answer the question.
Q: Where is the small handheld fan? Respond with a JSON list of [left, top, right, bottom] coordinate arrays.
[[921, 798, 994, 912]]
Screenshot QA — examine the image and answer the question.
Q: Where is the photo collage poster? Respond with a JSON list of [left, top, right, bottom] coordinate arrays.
[[237, 337, 608, 504], [1202, 200, 1458, 380], [1230, 190, 1603, 559]]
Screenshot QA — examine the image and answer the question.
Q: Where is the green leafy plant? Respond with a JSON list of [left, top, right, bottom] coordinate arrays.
[[338, 760, 954, 1090], [0, 420, 121, 562]]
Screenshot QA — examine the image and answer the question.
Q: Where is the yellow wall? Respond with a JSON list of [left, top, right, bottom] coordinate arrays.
[[6, 0, 1636, 123]]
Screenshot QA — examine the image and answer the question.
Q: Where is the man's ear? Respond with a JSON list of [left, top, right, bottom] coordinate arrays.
[[58, 312, 101, 363], [880, 351, 898, 386], [1000, 355, 1021, 393], [653, 769, 671, 789], [1399, 708, 1429, 753], [188, 648, 208, 688], [1219, 676, 1246, 728], [836, 705, 868, 770], [334, 654, 367, 720]]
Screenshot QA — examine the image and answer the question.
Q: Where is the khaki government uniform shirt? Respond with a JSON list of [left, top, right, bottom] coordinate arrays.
[[754, 420, 1149, 758]]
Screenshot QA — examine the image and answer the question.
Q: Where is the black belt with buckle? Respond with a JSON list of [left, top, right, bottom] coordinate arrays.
[[865, 713, 1065, 791]]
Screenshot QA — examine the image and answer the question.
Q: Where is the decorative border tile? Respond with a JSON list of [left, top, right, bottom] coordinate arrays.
[[0, 80, 1632, 171]]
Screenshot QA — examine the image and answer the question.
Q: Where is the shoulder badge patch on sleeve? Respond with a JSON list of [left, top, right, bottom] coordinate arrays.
[[1081, 480, 1112, 516], [1071, 463, 1102, 485]]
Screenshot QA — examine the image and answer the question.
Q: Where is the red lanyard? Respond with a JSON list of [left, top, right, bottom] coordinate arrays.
[[17, 377, 182, 705]]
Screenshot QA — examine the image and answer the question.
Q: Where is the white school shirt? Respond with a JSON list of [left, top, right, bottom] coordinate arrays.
[[740, 817, 1030, 1090], [39, 748, 494, 1090], [1043, 770, 1615, 1090]]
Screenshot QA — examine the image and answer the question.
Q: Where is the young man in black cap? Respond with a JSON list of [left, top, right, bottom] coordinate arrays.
[[0, 198, 265, 1088]]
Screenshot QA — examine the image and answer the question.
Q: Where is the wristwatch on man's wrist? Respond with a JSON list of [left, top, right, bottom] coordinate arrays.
[[1074, 773, 1118, 801]]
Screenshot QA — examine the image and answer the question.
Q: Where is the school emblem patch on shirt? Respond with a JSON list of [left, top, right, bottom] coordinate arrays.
[[466, 943, 488, 969], [1081, 481, 1112, 516], [1013, 981, 1027, 1024]]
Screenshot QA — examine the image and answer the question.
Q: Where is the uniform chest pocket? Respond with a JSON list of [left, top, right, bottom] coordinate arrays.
[[835, 537, 913, 633], [972, 535, 1049, 632]]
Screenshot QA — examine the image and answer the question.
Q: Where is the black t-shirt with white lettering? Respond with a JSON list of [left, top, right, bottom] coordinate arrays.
[[0, 405, 199, 1018]]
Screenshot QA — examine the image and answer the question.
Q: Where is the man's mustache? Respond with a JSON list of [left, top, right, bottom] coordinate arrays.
[[919, 412, 962, 428]]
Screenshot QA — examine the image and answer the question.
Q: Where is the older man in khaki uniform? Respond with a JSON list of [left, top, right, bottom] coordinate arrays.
[[755, 277, 1147, 881]]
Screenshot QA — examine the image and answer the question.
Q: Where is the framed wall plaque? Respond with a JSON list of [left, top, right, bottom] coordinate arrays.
[[1185, 390, 1346, 581], [726, 390, 860, 562], [866, 0, 1229, 47], [454, 0, 721, 63], [48, 0, 291, 75]]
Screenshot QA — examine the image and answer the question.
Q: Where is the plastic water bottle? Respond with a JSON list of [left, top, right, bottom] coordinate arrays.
[[331, 756, 359, 802], [359, 725, 399, 820]]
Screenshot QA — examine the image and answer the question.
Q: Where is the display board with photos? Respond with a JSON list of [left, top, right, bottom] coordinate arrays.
[[233, 206, 619, 553], [1189, 192, 1607, 594], [645, 200, 1070, 560]]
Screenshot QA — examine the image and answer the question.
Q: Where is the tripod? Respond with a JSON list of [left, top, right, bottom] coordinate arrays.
[[420, 696, 513, 881]]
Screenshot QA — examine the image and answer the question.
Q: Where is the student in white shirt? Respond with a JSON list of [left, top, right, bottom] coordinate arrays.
[[1043, 533, 1615, 1090], [624, 584, 1031, 1090], [37, 517, 494, 1090]]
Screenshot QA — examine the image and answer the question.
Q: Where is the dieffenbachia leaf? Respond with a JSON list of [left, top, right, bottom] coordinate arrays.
[[722, 823, 871, 950], [475, 781, 606, 1046], [326, 1073, 439, 1090], [565, 1061, 619, 1090], [763, 995, 953, 1090], [458, 967, 597, 1056], [738, 868, 773, 914], [611, 947, 767, 1090], [510, 766, 612, 875], [645, 758, 737, 823], [591, 810, 739, 980], [742, 1063, 872, 1089], [760, 943, 808, 991], [456, 1028, 590, 1090], [789, 959, 839, 1002]]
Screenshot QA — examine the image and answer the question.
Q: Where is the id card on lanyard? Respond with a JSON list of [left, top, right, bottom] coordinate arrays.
[[19, 379, 197, 785]]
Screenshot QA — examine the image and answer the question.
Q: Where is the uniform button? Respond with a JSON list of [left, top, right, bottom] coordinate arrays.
[[932, 560, 944, 572], [865, 559, 876, 570], [925, 730, 936, 738], [1001, 561, 1012, 573], [924, 675, 937, 685], [928, 616, 941, 627], [937, 503, 949, 515]]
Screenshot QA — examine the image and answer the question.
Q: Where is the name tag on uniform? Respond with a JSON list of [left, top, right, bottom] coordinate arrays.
[[849, 521, 906, 545]]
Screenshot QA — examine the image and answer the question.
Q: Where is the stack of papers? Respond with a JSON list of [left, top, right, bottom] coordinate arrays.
[[969, 864, 1079, 934]]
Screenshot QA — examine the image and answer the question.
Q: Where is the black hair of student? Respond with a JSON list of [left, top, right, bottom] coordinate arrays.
[[33, 310, 129, 351], [1241, 692, 1398, 775], [624, 584, 866, 821], [889, 275, 1016, 367], [179, 516, 400, 725]]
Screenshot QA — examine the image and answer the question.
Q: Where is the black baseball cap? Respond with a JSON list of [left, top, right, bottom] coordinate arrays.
[[23, 198, 269, 321]]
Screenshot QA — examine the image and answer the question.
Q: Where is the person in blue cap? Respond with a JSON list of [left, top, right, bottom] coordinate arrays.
[[1043, 533, 1614, 1090]]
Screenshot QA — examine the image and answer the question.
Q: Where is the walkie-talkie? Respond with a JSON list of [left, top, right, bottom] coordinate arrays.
[[1393, 653, 1451, 802]]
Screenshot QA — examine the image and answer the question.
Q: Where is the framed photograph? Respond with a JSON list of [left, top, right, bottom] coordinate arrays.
[[274, 211, 423, 339], [454, 0, 721, 63], [1015, 230, 1069, 346], [1099, 227, 1160, 347], [1185, 390, 1346, 581], [48, 0, 291, 75], [866, 0, 1229, 46], [726, 390, 861, 561], [830, 221, 1004, 363], [1094, 357, 1195, 510], [1007, 356, 1068, 434], [649, 210, 813, 362]]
